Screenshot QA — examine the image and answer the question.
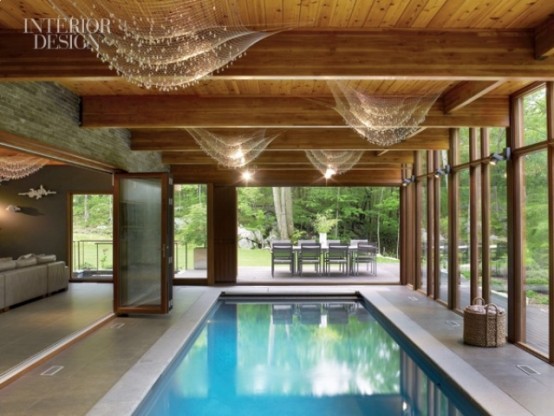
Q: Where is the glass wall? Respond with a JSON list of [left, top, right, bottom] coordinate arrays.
[[412, 83, 554, 363], [457, 169, 471, 309], [438, 174, 449, 303], [521, 150, 549, 354], [522, 88, 547, 147], [420, 179, 428, 293]]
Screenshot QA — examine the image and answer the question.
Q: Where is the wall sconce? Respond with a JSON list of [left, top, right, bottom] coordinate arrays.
[[433, 165, 451, 178], [402, 175, 416, 187], [489, 147, 511, 166], [5, 205, 21, 213]]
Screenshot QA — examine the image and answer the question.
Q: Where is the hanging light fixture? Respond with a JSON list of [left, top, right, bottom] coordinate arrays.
[[47, 0, 273, 91], [328, 81, 440, 147], [0, 156, 47, 182], [306, 150, 363, 177], [187, 128, 278, 169]]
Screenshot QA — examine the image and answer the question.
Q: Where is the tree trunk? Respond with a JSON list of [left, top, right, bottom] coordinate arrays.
[[273, 187, 293, 239]]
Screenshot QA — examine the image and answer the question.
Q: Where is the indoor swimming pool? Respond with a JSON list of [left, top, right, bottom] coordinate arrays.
[[135, 296, 484, 415]]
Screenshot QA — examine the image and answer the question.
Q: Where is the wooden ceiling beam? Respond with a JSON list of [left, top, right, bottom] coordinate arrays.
[[443, 81, 505, 114], [2, 30, 554, 80], [131, 128, 449, 151], [82, 96, 508, 128], [161, 150, 414, 165], [170, 165, 401, 186], [535, 16, 554, 59]]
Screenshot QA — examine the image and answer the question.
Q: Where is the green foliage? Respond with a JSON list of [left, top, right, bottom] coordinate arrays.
[[237, 187, 275, 243], [237, 186, 400, 256], [314, 212, 339, 233], [72, 194, 113, 238], [174, 185, 207, 247]]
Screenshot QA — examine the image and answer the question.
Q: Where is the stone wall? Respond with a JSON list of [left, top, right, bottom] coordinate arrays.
[[0, 82, 164, 172]]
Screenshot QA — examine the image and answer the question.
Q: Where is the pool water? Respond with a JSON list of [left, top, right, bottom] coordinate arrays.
[[137, 298, 479, 416]]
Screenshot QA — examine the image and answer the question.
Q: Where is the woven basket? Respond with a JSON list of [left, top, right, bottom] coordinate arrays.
[[463, 297, 506, 347]]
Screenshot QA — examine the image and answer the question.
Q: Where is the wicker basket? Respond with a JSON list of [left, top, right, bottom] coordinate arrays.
[[463, 297, 506, 347]]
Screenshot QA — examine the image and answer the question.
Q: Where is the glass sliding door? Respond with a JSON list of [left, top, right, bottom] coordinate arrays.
[[114, 173, 173, 314]]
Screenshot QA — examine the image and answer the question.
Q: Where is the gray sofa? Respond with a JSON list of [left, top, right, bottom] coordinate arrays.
[[0, 256, 69, 311]]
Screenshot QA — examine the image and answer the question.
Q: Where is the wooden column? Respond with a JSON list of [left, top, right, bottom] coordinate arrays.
[[481, 128, 491, 303], [208, 184, 237, 285], [414, 152, 423, 290], [433, 151, 442, 301], [426, 151, 435, 297], [448, 129, 460, 309], [507, 96, 524, 343]]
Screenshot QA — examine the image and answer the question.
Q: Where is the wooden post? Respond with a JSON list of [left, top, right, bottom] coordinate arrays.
[[448, 129, 460, 309], [481, 128, 491, 303]]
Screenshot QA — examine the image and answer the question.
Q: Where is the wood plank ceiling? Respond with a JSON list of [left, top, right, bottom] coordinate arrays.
[[1, 0, 554, 186]]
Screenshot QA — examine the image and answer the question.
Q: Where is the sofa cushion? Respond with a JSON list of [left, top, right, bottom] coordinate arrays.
[[0, 257, 13, 262], [18, 253, 35, 260], [16, 257, 38, 268], [0, 260, 16, 272], [37, 254, 57, 264]]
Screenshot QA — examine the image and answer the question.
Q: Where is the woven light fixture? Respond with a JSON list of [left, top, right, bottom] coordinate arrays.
[[187, 128, 278, 169], [0, 156, 47, 182], [328, 81, 440, 147], [305, 150, 363, 178], [47, 0, 272, 91]]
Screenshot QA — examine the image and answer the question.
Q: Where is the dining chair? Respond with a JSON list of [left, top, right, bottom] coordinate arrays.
[[297, 243, 321, 276], [271, 243, 294, 276], [353, 243, 377, 275], [324, 243, 349, 275]]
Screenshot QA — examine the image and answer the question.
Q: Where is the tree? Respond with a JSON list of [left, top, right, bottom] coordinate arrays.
[[272, 187, 293, 239]]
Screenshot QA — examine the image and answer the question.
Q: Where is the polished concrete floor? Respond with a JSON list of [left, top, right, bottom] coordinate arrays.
[[0, 283, 553, 415]]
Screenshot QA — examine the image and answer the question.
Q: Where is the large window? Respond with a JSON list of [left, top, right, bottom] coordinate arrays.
[[420, 177, 428, 293], [438, 171, 449, 303], [457, 169, 471, 309], [522, 151, 549, 354]]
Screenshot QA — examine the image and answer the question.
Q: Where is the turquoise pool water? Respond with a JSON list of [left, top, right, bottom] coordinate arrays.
[[137, 297, 481, 415]]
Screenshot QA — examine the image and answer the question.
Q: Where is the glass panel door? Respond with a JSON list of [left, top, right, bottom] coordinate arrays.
[[114, 173, 173, 314]]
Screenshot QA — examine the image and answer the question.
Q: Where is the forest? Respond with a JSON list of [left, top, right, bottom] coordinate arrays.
[[174, 185, 400, 256]]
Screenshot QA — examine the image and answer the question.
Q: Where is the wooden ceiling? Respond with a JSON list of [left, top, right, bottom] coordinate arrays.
[[1, 0, 554, 186]]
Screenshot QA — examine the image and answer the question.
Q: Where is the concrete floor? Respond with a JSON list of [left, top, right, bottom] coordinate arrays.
[[0, 283, 553, 415]]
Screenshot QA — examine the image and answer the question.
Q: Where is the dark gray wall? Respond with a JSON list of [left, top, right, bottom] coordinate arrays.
[[0, 166, 112, 262]]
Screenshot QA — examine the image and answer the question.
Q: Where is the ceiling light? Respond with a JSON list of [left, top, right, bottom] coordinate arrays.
[[324, 167, 336, 179], [241, 170, 253, 182], [5, 205, 21, 213]]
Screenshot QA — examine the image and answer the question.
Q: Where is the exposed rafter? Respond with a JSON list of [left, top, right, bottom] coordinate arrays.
[[443, 81, 505, 114], [81, 96, 509, 128], [2, 31, 554, 80], [130, 129, 450, 151], [535, 16, 554, 59]]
